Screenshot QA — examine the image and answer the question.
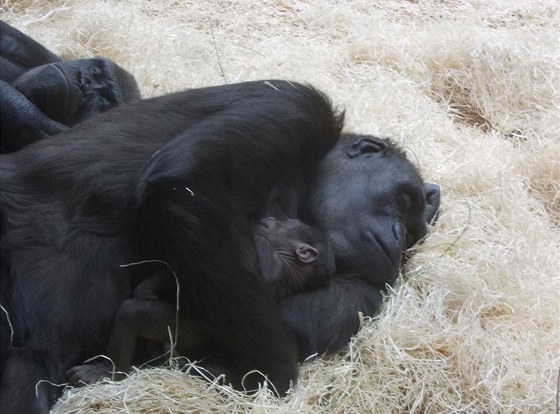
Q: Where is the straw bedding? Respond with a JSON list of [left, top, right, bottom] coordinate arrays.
[[2, 0, 559, 412]]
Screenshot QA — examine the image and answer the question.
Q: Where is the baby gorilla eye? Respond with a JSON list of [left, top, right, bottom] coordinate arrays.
[[295, 245, 319, 264]]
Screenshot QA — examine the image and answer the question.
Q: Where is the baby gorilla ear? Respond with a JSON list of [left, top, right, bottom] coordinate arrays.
[[295, 244, 319, 264]]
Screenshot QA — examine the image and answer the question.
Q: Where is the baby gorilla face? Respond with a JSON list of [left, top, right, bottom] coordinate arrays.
[[253, 217, 335, 299]]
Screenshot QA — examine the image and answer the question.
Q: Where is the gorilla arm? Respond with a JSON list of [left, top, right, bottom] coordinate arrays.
[[134, 80, 343, 394], [0, 21, 61, 83], [0, 80, 341, 410], [135, 80, 342, 207], [278, 275, 383, 360], [0, 80, 68, 152], [0, 22, 140, 153]]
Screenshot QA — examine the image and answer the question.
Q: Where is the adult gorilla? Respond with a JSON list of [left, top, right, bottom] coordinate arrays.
[[0, 21, 140, 152], [0, 80, 439, 412], [279, 134, 440, 357]]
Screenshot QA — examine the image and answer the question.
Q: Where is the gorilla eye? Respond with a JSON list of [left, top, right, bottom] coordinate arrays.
[[91, 66, 103, 79], [398, 193, 413, 211]]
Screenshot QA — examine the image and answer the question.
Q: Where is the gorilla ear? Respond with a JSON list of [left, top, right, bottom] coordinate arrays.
[[347, 137, 386, 158], [295, 244, 319, 264], [423, 183, 441, 224]]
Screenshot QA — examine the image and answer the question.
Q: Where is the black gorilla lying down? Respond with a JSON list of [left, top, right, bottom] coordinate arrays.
[[67, 217, 335, 385], [0, 80, 340, 412], [280, 134, 440, 357], [0, 21, 140, 152], [0, 79, 440, 413]]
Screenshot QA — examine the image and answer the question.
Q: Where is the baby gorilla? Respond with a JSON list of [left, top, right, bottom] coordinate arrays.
[[254, 217, 335, 298], [67, 217, 334, 385]]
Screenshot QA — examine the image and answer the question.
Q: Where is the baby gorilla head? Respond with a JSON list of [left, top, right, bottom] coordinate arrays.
[[254, 217, 335, 299]]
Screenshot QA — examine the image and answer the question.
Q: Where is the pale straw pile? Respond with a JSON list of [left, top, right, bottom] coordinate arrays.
[[2, 0, 559, 412]]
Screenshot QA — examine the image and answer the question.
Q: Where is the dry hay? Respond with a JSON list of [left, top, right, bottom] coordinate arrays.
[[1, 0, 559, 412]]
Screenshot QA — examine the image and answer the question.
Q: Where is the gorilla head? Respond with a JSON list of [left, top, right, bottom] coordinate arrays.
[[304, 134, 441, 287], [13, 58, 140, 126], [253, 217, 335, 299]]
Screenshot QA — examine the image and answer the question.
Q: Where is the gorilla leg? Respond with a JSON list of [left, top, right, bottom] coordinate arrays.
[[0, 349, 51, 414], [67, 298, 202, 385]]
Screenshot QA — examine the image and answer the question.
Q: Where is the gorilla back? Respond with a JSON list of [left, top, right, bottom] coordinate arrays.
[[0, 80, 343, 412]]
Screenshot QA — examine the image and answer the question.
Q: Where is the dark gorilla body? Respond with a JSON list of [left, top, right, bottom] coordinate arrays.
[[0, 21, 140, 152], [0, 78, 440, 412], [0, 80, 341, 413], [67, 217, 335, 386]]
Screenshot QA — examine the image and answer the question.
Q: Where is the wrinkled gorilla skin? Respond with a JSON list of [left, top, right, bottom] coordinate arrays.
[[307, 135, 439, 285], [0, 21, 140, 153], [0, 80, 342, 413]]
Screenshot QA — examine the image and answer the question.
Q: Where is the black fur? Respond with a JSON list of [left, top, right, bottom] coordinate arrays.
[[0, 79, 440, 412], [0, 80, 343, 412], [65, 216, 337, 387]]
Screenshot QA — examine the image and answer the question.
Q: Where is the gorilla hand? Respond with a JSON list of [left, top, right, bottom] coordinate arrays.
[[0, 80, 68, 152]]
